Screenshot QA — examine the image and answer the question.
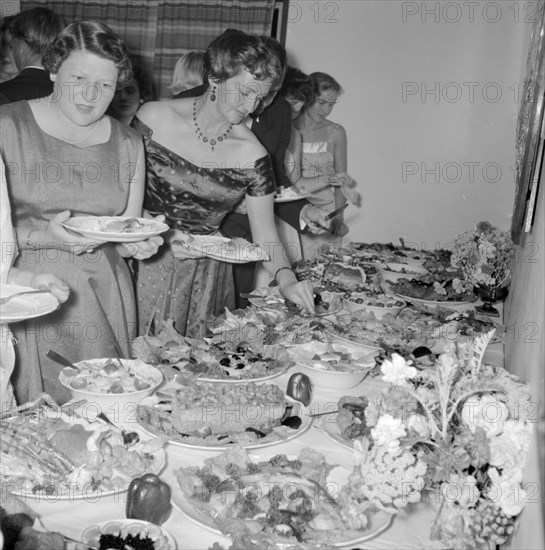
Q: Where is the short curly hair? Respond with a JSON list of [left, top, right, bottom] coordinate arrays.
[[43, 20, 132, 86], [281, 67, 313, 104], [203, 28, 282, 86]]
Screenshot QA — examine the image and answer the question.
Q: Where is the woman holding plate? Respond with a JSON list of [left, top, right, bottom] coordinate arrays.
[[0, 21, 163, 404], [133, 29, 315, 338]]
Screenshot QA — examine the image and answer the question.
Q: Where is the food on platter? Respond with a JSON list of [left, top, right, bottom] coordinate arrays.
[[174, 447, 371, 546], [378, 262, 428, 284], [342, 290, 406, 316], [391, 278, 475, 303], [133, 320, 290, 381], [59, 358, 162, 395], [137, 381, 307, 447], [336, 395, 371, 441], [64, 216, 166, 235], [249, 286, 342, 316], [287, 341, 377, 372], [174, 234, 270, 263], [322, 262, 367, 290], [81, 519, 174, 550], [0, 409, 164, 497]]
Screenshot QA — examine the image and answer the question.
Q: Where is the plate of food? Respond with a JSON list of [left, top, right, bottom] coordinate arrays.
[[274, 186, 310, 202], [321, 395, 371, 450], [248, 287, 343, 317], [0, 284, 59, 323], [0, 408, 166, 500], [136, 381, 312, 450], [81, 519, 176, 550], [169, 447, 393, 547], [58, 357, 163, 409], [61, 216, 169, 242], [133, 324, 291, 383], [172, 234, 269, 263]]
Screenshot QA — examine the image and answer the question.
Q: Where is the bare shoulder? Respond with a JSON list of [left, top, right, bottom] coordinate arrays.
[[230, 123, 268, 163], [137, 99, 192, 125]]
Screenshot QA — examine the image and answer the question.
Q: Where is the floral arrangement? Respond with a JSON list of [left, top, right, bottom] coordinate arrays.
[[339, 333, 532, 549], [450, 221, 516, 289]]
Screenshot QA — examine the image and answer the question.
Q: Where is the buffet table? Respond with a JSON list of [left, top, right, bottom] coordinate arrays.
[[26, 330, 504, 550]]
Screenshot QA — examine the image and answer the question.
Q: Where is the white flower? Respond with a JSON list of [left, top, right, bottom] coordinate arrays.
[[441, 474, 480, 508], [461, 395, 509, 437], [489, 419, 532, 470], [487, 467, 526, 517], [371, 414, 406, 453], [407, 414, 431, 438], [381, 353, 417, 386]]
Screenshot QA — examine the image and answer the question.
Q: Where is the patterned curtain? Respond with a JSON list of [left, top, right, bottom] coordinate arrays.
[[20, 0, 276, 98]]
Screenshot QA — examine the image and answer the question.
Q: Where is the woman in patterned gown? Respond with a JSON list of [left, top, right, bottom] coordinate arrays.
[[0, 21, 162, 404], [134, 29, 315, 338]]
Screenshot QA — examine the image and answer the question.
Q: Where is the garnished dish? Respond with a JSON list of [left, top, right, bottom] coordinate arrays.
[[59, 358, 162, 396], [378, 262, 428, 284], [322, 396, 371, 450], [390, 278, 476, 303], [61, 216, 169, 242], [137, 381, 311, 449], [248, 286, 343, 316], [81, 519, 175, 550], [342, 290, 406, 317], [0, 408, 165, 499], [172, 234, 269, 263], [172, 447, 393, 547], [133, 320, 291, 382]]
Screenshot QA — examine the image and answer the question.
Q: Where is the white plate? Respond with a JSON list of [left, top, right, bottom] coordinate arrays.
[[61, 216, 169, 242], [394, 293, 473, 308], [173, 234, 269, 263], [137, 395, 313, 451], [169, 456, 393, 547], [197, 366, 287, 384], [323, 329, 383, 352], [249, 294, 343, 317], [0, 284, 59, 323], [321, 414, 354, 450], [274, 188, 311, 203], [81, 519, 176, 550], [9, 442, 166, 501]]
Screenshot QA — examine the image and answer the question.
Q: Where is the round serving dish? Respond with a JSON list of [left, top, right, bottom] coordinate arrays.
[[59, 357, 163, 410], [378, 262, 428, 284], [342, 291, 406, 318]]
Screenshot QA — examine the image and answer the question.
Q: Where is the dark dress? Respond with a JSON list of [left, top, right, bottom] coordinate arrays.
[[132, 117, 275, 338], [0, 101, 142, 404]]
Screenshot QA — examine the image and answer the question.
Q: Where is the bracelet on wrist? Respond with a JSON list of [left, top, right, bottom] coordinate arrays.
[[274, 266, 296, 286]]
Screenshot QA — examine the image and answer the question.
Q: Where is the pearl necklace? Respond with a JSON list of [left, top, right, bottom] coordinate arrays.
[[192, 99, 233, 151], [48, 99, 100, 145]]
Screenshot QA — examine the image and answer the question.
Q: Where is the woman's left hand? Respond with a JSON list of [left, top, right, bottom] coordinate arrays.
[[330, 217, 349, 237], [119, 215, 165, 260], [30, 273, 70, 303], [280, 279, 315, 314]]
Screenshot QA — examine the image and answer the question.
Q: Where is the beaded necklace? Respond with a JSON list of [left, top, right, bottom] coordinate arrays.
[[192, 99, 232, 152], [48, 99, 100, 145]]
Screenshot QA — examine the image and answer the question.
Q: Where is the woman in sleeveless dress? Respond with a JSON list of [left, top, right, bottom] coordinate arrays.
[[293, 72, 356, 260], [0, 21, 162, 404], [134, 29, 316, 338]]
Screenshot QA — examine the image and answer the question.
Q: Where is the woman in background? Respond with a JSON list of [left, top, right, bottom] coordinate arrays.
[[294, 72, 356, 258], [134, 29, 315, 338], [169, 50, 204, 97], [108, 63, 154, 126], [0, 21, 162, 404]]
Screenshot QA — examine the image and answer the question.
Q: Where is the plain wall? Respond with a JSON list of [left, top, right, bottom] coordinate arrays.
[[286, 0, 534, 249]]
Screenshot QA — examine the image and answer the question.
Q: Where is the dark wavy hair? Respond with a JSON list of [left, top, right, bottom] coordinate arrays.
[[10, 7, 64, 54], [281, 66, 313, 104], [308, 72, 342, 105], [203, 28, 282, 86], [43, 20, 132, 86]]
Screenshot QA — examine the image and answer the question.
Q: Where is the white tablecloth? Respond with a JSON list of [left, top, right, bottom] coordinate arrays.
[[22, 307, 504, 549]]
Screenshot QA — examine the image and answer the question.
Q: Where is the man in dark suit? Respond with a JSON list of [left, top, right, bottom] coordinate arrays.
[[174, 38, 329, 307], [0, 8, 64, 104]]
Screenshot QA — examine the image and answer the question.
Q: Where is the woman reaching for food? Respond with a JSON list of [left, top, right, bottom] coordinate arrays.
[[133, 28, 315, 338], [0, 21, 162, 404]]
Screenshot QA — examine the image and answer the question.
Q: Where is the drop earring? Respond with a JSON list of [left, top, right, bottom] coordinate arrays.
[[210, 85, 217, 102]]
